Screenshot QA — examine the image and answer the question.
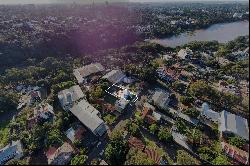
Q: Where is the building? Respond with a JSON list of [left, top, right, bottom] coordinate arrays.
[[65, 125, 86, 143], [219, 110, 249, 141], [128, 137, 145, 151], [200, 102, 220, 123], [177, 47, 193, 60], [99, 160, 108, 165], [221, 141, 249, 165], [102, 69, 126, 84], [58, 85, 85, 111], [73, 63, 104, 84], [152, 90, 170, 110], [70, 99, 107, 136], [0, 140, 23, 165], [46, 142, 74, 165]]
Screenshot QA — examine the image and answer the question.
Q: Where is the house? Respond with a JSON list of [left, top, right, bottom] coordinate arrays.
[[0, 140, 23, 165], [152, 89, 170, 110], [177, 47, 193, 60], [221, 141, 249, 165], [102, 69, 126, 84], [73, 63, 104, 84], [219, 110, 249, 141], [70, 99, 107, 136], [65, 125, 86, 143], [46, 142, 74, 165], [200, 102, 220, 123], [58, 85, 85, 111]]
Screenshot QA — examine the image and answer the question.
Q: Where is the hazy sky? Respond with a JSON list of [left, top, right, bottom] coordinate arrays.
[[0, 0, 247, 4]]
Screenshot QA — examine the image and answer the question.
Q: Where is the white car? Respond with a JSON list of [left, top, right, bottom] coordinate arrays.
[[97, 141, 102, 148]]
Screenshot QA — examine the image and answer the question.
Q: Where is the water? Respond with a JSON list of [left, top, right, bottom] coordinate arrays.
[[151, 21, 249, 47]]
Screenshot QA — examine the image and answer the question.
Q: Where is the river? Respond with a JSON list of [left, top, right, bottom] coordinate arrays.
[[151, 21, 249, 47]]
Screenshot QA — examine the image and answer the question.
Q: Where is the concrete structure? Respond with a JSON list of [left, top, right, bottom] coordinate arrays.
[[73, 63, 104, 84], [219, 110, 249, 141], [152, 89, 170, 110], [47, 142, 74, 165], [0, 140, 23, 165], [58, 85, 85, 111], [70, 99, 107, 136], [102, 69, 126, 84]]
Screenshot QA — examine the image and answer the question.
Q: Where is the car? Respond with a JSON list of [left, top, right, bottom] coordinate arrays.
[[97, 141, 102, 148], [99, 149, 104, 156]]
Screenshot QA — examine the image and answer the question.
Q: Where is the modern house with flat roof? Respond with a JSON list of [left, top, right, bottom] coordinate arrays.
[[70, 99, 107, 136], [73, 63, 104, 84], [219, 110, 249, 141], [58, 85, 85, 111], [0, 140, 23, 165]]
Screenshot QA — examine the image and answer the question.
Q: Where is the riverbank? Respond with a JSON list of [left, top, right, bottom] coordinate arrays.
[[150, 21, 249, 47]]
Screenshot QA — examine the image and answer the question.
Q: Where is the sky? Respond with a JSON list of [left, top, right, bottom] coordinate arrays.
[[0, 0, 247, 4]]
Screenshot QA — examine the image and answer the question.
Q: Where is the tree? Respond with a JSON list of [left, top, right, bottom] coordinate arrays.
[[157, 127, 173, 142], [125, 148, 155, 165], [46, 129, 63, 148], [70, 155, 88, 165], [176, 150, 199, 165], [228, 136, 246, 149], [211, 155, 230, 165], [197, 146, 216, 162], [173, 81, 187, 93], [126, 121, 139, 136], [184, 108, 200, 118], [180, 96, 194, 106], [5, 159, 28, 165], [90, 159, 99, 165], [187, 128, 203, 146], [175, 119, 187, 134], [149, 124, 158, 134], [105, 130, 128, 165]]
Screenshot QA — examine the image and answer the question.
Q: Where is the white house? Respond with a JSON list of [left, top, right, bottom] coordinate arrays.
[[70, 99, 107, 136], [0, 140, 23, 165], [219, 110, 249, 141]]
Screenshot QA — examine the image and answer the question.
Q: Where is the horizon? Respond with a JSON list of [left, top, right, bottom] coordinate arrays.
[[0, 0, 248, 5]]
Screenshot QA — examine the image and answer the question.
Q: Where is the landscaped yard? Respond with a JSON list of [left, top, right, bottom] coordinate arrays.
[[103, 114, 117, 125]]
